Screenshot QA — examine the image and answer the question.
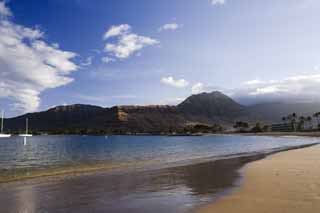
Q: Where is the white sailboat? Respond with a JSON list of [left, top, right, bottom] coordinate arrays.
[[19, 118, 32, 137], [0, 110, 11, 138]]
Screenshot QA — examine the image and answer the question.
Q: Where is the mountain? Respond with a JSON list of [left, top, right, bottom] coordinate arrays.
[[5, 104, 109, 132], [5, 104, 188, 134], [113, 105, 187, 132], [5, 92, 320, 134], [178, 91, 244, 123], [238, 102, 320, 123]]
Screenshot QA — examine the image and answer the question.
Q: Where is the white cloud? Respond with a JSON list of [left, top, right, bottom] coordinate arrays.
[[232, 74, 320, 104], [81, 56, 94, 66], [101, 56, 115, 64], [209, 0, 226, 6], [0, 6, 78, 113], [191, 82, 221, 94], [103, 24, 159, 59], [158, 23, 180, 32], [0, 1, 11, 17], [192, 82, 204, 94], [244, 79, 262, 85], [103, 24, 131, 40], [188, 74, 320, 105], [161, 76, 189, 88]]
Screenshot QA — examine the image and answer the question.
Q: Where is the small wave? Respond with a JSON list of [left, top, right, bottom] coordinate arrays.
[[0, 160, 159, 184]]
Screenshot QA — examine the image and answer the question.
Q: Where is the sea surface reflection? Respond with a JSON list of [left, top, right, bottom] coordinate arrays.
[[0, 135, 317, 213]]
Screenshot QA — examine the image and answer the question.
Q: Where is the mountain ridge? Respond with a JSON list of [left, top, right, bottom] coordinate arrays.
[[5, 91, 320, 134]]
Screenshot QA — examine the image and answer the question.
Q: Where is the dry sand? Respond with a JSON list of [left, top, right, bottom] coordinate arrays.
[[198, 144, 320, 213]]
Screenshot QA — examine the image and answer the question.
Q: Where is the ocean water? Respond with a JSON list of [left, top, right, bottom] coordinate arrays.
[[0, 135, 317, 170], [0, 135, 318, 213]]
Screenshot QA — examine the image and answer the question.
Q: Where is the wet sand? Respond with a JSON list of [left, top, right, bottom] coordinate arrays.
[[0, 150, 279, 213], [0, 144, 316, 213], [0, 160, 158, 183], [198, 144, 320, 213]]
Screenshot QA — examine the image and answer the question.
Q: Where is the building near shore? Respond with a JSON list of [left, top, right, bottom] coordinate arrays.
[[271, 123, 294, 132]]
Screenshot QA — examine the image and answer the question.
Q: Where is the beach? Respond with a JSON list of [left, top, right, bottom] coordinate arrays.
[[198, 144, 320, 213]]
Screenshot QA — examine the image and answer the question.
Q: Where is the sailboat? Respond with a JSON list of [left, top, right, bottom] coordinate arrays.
[[0, 110, 11, 138], [19, 118, 32, 137]]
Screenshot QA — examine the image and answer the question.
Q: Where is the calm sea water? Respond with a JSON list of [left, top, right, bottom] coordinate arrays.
[[0, 135, 318, 213], [0, 135, 317, 170]]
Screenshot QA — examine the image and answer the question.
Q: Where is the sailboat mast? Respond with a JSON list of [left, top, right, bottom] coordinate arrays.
[[26, 118, 28, 135], [1, 110, 3, 134]]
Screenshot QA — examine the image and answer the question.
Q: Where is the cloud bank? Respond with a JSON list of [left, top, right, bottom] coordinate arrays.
[[233, 74, 320, 104], [193, 74, 320, 105], [0, 1, 78, 113], [0, 1, 11, 17]]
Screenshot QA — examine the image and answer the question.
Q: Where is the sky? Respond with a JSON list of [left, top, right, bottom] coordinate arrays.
[[1, 0, 320, 117]]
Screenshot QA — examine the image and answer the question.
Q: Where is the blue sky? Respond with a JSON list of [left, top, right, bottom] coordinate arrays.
[[1, 0, 320, 116]]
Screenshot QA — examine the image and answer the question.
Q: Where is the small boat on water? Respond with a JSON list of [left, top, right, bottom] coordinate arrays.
[[0, 110, 11, 138], [19, 118, 32, 137]]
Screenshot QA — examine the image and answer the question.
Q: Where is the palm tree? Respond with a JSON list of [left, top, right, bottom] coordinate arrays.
[[307, 116, 313, 130], [313, 112, 320, 130], [282, 117, 287, 123], [287, 113, 297, 131], [234, 121, 249, 132], [298, 116, 305, 131]]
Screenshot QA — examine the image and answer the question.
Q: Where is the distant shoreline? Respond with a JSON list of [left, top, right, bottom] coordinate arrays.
[[7, 131, 320, 137], [212, 131, 320, 138]]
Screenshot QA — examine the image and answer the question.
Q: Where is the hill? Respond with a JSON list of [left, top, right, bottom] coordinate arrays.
[[238, 102, 320, 123], [5, 92, 320, 134], [178, 91, 244, 124]]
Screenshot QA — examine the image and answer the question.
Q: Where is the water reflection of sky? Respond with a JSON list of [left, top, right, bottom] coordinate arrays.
[[0, 136, 317, 213], [0, 154, 249, 213], [0, 135, 317, 170]]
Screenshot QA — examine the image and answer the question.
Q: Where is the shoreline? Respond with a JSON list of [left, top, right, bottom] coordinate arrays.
[[230, 131, 320, 137], [205, 131, 320, 138], [14, 131, 320, 137], [197, 143, 320, 213]]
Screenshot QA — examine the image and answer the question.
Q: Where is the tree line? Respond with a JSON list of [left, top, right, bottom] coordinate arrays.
[[282, 112, 320, 131]]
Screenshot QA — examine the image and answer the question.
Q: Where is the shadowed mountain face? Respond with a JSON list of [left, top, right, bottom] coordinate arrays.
[[5, 105, 188, 133], [5, 92, 320, 133], [178, 92, 244, 123], [238, 102, 320, 123], [5, 104, 113, 131]]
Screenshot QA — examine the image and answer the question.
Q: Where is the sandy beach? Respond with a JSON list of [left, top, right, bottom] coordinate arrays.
[[198, 144, 320, 213]]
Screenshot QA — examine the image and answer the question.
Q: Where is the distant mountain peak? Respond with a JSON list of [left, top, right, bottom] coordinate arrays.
[[185, 91, 234, 101], [177, 91, 244, 121], [201, 91, 224, 95]]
